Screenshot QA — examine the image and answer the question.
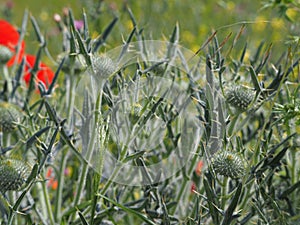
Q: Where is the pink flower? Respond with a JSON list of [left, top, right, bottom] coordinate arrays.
[[74, 20, 84, 30]]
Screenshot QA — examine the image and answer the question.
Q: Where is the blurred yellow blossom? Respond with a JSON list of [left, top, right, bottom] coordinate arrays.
[[198, 25, 208, 36], [243, 51, 250, 62], [182, 30, 196, 44], [39, 11, 49, 22], [271, 18, 284, 30], [125, 20, 134, 31], [227, 1, 235, 11], [254, 16, 267, 32], [92, 31, 99, 39], [286, 8, 298, 21]]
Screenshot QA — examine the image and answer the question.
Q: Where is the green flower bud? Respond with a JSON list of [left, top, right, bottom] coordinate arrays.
[[0, 45, 13, 65], [225, 85, 255, 111], [212, 150, 245, 179], [0, 159, 31, 192], [58, 53, 88, 75], [0, 102, 22, 132]]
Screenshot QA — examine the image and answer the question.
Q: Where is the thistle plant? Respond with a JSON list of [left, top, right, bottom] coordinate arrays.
[[225, 84, 255, 111], [0, 102, 22, 132], [0, 158, 31, 193], [211, 150, 246, 179], [0, 2, 299, 225]]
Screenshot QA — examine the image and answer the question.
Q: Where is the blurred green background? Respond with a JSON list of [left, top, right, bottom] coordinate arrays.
[[1, 0, 299, 63]]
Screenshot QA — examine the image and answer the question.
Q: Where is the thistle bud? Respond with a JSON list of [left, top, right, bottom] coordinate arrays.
[[211, 150, 245, 179], [0, 102, 22, 132], [225, 85, 255, 111], [0, 159, 31, 192], [58, 53, 87, 75], [0, 45, 13, 65]]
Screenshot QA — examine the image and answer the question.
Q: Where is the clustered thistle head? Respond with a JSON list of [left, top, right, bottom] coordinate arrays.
[[0, 101, 22, 132], [225, 85, 255, 111], [211, 150, 246, 179], [0, 158, 31, 193]]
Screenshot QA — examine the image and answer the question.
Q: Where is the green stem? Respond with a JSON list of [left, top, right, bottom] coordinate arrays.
[[1, 65, 12, 95], [41, 180, 55, 225], [69, 89, 103, 222], [54, 147, 68, 223], [240, 181, 254, 210], [66, 75, 77, 127], [8, 192, 16, 225], [7, 179, 35, 225], [172, 142, 202, 215], [221, 177, 228, 208], [100, 163, 122, 195]]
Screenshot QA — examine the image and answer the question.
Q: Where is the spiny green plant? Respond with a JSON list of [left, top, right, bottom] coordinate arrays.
[[0, 4, 299, 225], [0, 101, 22, 132], [211, 150, 246, 179], [0, 158, 31, 193]]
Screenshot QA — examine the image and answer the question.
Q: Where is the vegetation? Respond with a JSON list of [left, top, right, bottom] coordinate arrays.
[[0, 0, 299, 224]]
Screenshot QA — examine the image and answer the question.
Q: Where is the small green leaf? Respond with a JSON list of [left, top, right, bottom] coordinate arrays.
[[221, 183, 242, 225], [75, 29, 91, 66], [280, 180, 300, 199], [30, 15, 45, 45], [98, 194, 157, 225], [26, 163, 38, 185], [26, 126, 51, 148], [44, 100, 59, 124], [93, 17, 118, 52], [47, 57, 65, 95], [78, 210, 89, 225], [123, 151, 146, 163], [203, 178, 220, 224], [249, 66, 263, 93]]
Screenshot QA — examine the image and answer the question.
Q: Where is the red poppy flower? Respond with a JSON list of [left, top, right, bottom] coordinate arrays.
[[0, 19, 25, 66], [23, 55, 55, 89], [46, 168, 58, 190], [195, 160, 204, 176]]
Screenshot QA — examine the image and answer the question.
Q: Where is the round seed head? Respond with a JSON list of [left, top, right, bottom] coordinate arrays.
[[0, 159, 31, 192], [225, 85, 255, 111], [91, 54, 115, 80], [0, 102, 22, 132], [212, 150, 245, 179], [0, 45, 13, 64]]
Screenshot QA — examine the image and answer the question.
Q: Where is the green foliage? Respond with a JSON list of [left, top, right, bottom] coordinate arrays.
[[0, 1, 300, 225]]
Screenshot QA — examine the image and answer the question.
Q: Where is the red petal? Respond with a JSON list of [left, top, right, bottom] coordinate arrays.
[[0, 20, 25, 65], [195, 160, 204, 176], [6, 41, 25, 66], [23, 55, 55, 88]]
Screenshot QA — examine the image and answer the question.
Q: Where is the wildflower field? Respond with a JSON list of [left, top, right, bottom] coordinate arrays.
[[0, 0, 300, 224]]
